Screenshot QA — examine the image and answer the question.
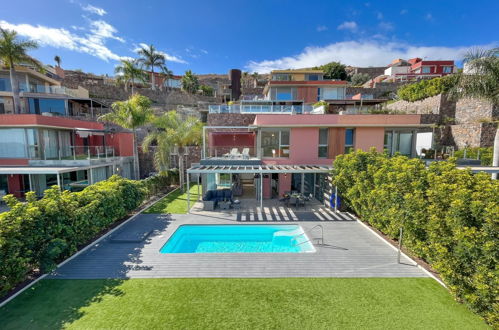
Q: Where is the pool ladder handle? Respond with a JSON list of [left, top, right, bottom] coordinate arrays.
[[292, 225, 324, 246]]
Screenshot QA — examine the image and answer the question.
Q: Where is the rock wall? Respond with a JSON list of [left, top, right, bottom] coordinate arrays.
[[207, 113, 257, 126], [455, 98, 498, 124], [386, 94, 456, 119]]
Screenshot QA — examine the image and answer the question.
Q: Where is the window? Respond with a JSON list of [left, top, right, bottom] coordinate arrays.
[[0, 128, 28, 158], [422, 66, 431, 74], [272, 74, 291, 81], [306, 74, 320, 81], [384, 130, 414, 156], [0, 174, 8, 194], [28, 98, 66, 116], [271, 87, 297, 101], [261, 129, 290, 158], [443, 66, 452, 73], [217, 173, 232, 188], [318, 128, 328, 158], [0, 77, 11, 92], [319, 87, 341, 100], [345, 128, 355, 153], [0, 97, 5, 114]]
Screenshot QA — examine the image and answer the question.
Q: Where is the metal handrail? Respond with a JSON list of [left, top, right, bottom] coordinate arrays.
[[291, 225, 324, 246]]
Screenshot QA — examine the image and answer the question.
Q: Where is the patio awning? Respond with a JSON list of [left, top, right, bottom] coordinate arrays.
[[0, 166, 86, 175], [187, 164, 333, 174]]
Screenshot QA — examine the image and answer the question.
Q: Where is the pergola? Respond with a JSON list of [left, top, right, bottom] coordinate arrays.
[[186, 164, 334, 210]]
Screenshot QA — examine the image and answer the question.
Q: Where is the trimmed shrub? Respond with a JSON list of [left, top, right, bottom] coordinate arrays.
[[397, 75, 458, 102], [333, 150, 499, 326], [454, 147, 493, 166], [0, 174, 171, 298]]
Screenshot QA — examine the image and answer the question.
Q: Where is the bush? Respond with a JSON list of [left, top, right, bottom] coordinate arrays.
[[333, 150, 499, 326], [349, 73, 370, 86], [0, 174, 171, 298], [397, 75, 458, 102]]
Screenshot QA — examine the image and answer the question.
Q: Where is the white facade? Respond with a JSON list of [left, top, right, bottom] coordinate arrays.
[[384, 66, 410, 76]]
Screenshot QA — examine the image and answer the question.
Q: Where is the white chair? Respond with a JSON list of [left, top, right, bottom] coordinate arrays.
[[230, 148, 241, 159], [224, 148, 238, 158], [242, 148, 250, 159]]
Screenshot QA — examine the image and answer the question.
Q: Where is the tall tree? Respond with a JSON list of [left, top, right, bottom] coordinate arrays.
[[142, 111, 202, 190], [99, 95, 154, 180], [181, 70, 199, 94], [159, 65, 173, 91], [452, 48, 499, 178], [137, 44, 166, 91], [54, 55, 61, 67], [114, 59, 147, 94], [0, 28, 40, 113], [319, 61, 348, 80]]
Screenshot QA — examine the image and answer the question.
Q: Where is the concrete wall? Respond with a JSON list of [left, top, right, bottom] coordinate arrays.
[[207, 113, 256, 126], [355, 127, 385, 152]]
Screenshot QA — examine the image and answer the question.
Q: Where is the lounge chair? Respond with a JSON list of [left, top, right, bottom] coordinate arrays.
[[224, 148, 238, 158], [242, 148, 250, 159]]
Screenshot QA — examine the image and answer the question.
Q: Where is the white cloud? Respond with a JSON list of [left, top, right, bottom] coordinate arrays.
[[245, 40, 494, 73], [0, 19, 124, 62], [81, 4, 107, 16], [135, 43, 188, 64], [316, 25, 328, 32], [378, 22, 394, 31], [337, 21, 357, 31], [400, 9, 408, 15]]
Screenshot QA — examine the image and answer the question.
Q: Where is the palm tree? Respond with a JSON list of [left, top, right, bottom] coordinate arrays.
[[137, 44, 165, 91], [159, 65, 173, 91], [54, 55, 61, 67], [181, 70, 199, 94], [99, 94, 154, 180], [114, 59, 147, 94], [0, 28, 40, 113], [453, 48, 499, 178], [142, 111, 202, 190]]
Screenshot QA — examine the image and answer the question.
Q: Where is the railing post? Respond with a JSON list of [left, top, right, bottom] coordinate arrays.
[[87, 147, 90, 160], [73, 146, 76, 160]]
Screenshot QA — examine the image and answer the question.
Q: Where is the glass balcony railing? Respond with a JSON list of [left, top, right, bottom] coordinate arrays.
[[29, 145, 116, 161], [204, 146, 258, 160], [18, 83, 75, 96], [208, 104, 316, 114]]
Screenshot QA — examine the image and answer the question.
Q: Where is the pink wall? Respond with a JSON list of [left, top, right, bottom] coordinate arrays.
[[262, 127, 334, 166], [355, 127, 385, 152], [278, 173, 291, 197]]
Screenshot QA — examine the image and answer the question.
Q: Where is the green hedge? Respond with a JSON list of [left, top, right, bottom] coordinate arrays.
[[332, 150, 498, 326], [0, 174, 173, 298], [397, 75, 457, 102]]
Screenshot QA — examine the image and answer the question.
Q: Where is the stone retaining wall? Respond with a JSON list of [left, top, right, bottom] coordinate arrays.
[[207, 113, 257, 126]]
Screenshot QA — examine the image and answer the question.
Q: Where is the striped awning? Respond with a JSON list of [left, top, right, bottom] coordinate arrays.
[[187, 164, 332, 174]]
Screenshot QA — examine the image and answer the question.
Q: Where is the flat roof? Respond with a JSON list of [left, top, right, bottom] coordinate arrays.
[[188, 164, 332, 174], [0, 166, 86, 175]]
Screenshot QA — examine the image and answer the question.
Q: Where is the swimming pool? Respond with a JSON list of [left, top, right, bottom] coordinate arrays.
[[160, 225, 316, 253]]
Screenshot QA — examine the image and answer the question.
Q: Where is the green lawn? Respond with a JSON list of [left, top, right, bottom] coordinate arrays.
[[0, 278, 487, 329], [143, 184, 201, 214]]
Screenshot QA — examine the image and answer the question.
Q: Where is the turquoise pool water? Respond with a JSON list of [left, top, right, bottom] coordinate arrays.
[[160, 225, 315, 253]]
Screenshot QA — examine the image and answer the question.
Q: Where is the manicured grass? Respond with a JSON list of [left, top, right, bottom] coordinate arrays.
[[0, 278, 487, 329], [143, 184, 201, 214]]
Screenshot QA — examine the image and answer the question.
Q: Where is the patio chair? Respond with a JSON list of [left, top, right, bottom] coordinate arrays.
[[229, 148, 241, 159], [289, 196, 297, 207], [224, 148, 238, 158], [297, 197, 306, 208], [242, 148, 250, 159]]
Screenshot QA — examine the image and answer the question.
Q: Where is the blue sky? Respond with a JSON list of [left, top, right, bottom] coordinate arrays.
[[1, 0, 498, 75]]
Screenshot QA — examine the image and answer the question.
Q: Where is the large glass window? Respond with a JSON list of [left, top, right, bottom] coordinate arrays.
[[318, 87, 342, 100], [272, 74, 291, 81], [271, 87, 297, 101], [306, 74, 320, 81], [28, 98, 66, 115], [0, 128, 28, 158], [318, 128, 328, 158], [261, 129, 290, 158], [384, 130, 414, 156], [443, 66, 452, 73], [422, 66, 431, 74], [0, 76, 11, 92], [345, 128, 355, 153]]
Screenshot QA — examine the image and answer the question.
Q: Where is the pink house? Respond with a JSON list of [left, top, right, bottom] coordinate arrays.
[[188, 112, 430, 209]]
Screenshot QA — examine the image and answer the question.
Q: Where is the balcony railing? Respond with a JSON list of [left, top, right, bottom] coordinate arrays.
[[16, 83, 86, 97], [208, 104, 315, 114], [29, 145, 116, 161], [204, 146, 258, 160]]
